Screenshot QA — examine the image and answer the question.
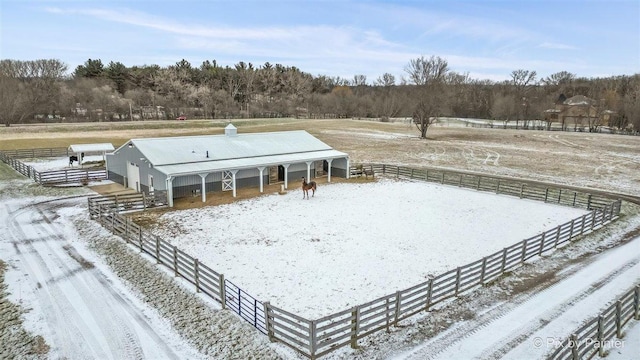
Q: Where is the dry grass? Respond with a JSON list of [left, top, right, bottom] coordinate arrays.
[[3, 117, 638, 197]]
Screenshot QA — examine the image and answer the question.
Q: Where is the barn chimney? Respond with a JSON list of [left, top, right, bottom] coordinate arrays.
[[224, 123, 237, 137]]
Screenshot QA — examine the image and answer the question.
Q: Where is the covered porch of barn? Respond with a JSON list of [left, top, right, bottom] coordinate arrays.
[[154, 150, 349, 207]]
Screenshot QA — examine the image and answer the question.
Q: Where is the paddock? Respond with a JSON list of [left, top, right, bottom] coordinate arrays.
[[149, 178, 590, 319]]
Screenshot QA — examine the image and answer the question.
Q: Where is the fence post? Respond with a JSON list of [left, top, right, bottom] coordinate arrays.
[[424, 169, 429, 181], [580, 214, 587, 235], [476, 177, 480, 190], [441, 172, 445, 184], [194, 259, 200, 293], [634, 285, 640, 320], [263, 301, 274, 342], [454, 267, 461, 296], [587, 194, 592, 209], [394, 291, 401, 326], [479, 258, 487, 283], [385, 298, 391, 332], [519, 183, 524, 198], [553, 225, 561, 247], [173, 246, 178, 276], [350, 307, 360, 349], [425, 278, 433, 311], [124, 217, 129, 243], [496, 180, 500, 194], [572, 192, 577, 206], [568, 219, 575, 240], [521, 239, 527, 261], [411, 168, 414, 178], [219, 275, 226, 309], [458, 174, 462, 187], [609, 203, 615, 222], [597, 315, 605, 357], [155, 237, 160, 264], [138, 227, 143, 252], [142, 192, 147, 211], [310, 320, 317, 359], [535, 233, 545, 256], [500, 248, 507, 273], [616, 300, 623, 338], [558, 188, 562, 204], [591, 211, 596, 231], [570, 334, 579, 360]]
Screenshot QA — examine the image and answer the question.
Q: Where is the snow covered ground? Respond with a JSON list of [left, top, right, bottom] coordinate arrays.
[[22, 155, 104, 171], [2, 120, 639, 359], [150, 178, 588, 319]]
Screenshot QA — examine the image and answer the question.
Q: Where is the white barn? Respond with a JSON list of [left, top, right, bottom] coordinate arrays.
[[106, 124, 350, 206]]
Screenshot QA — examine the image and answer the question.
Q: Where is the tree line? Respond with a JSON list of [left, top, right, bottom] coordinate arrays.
[[0, 57, 638, 136]]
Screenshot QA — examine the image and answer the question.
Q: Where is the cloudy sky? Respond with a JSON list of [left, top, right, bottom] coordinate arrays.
[[1, 0, 638, 83]]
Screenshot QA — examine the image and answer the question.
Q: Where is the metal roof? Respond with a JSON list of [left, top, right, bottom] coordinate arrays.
[[154, 149, 348, 177], [69, 143, 115, 153], [118, 130, 348, 177]]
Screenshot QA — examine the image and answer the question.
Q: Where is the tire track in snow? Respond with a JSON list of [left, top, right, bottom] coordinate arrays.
[[5, 199, 180, 359]]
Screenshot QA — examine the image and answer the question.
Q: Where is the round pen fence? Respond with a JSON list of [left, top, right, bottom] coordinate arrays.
[[85, 163, 624, 359]]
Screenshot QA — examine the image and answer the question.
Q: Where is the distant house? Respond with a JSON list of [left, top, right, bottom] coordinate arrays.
[[543, 95, 612, 131], [106, 124, 350, 206]]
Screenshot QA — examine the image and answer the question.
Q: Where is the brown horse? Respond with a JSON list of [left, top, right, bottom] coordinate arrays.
[[301, 177, 317, 199]]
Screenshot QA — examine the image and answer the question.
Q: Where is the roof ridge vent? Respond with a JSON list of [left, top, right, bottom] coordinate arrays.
[[225, 123, 237, 137]]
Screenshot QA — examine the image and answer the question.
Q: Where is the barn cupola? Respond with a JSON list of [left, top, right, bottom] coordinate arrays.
[[225, 123, 238, 137]]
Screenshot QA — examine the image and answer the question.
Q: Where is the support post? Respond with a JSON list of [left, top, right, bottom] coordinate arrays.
[[263, 301, 274, 342], [350, 307, 360, 349], [194, 259, 200, 293], [257, 167, 265, 192], [219, 274, 226, 309], [199, 173, 208, 202], [326, 159, 333, 182], [173, 246, 178, 276]]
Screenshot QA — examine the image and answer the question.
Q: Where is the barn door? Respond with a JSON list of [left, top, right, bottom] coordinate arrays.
[[222, 170, 233, 191], [126, 162, 140, 192]]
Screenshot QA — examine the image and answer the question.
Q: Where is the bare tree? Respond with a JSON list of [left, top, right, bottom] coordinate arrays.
[[405, 56, 449, 138], [0, 59, 67, 126], [374, 73, 395, 87], [510, 69, 537, 128], [405, 56, 449, 85]]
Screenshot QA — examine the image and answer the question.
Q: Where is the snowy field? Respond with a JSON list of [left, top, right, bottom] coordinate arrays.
[[151, 178, 589, 318]]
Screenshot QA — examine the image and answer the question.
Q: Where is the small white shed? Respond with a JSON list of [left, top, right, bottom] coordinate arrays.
[[69, 143, 115, 164]]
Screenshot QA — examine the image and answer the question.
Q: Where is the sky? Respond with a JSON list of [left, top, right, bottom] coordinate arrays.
[[1, 0, 639, 83]]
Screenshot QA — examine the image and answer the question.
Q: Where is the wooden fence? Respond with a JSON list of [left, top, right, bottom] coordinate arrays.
[[85, 164, 624, 359], [88, 192, 167, 213], [0, 147, 69, 159], [88, 196, 267, 335], [0, 150, 108, 185], [352, 164, 616, 210], [548, 284, 640, 360]]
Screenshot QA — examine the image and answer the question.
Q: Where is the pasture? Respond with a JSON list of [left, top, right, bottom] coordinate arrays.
[[1, 117, 638, 196]]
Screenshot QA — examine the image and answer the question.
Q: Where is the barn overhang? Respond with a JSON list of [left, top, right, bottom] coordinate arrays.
[[153, 149, 347, 177], [154, 149, 348, 207]]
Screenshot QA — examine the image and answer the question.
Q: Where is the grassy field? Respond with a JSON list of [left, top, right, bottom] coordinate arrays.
[[1, 117, 639, 196]]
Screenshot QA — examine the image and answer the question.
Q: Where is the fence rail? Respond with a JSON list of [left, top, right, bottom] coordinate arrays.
[[0, 147, 69, 159], [548, 284, 640, 360]]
